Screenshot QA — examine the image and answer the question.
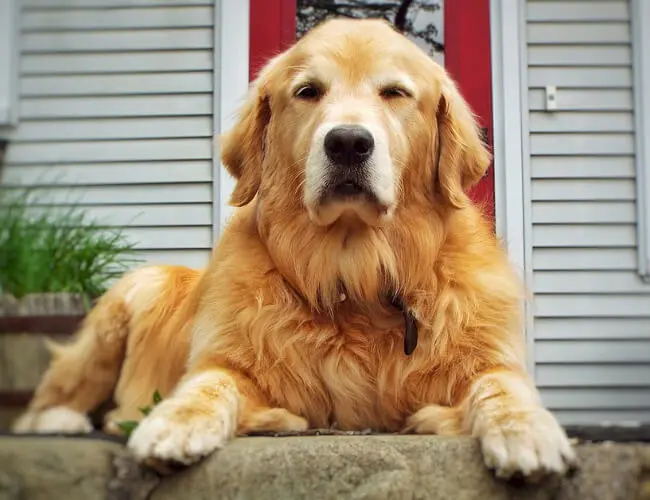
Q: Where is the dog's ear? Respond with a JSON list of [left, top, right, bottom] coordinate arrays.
[[220, 54, 284, 207], [435, 76, 492, 208]]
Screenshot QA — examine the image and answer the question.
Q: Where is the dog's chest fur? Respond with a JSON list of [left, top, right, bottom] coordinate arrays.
[[249, 301, 440, 432]]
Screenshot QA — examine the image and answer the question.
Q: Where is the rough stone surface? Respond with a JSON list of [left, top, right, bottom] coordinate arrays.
[[0, 437, 151, 500], [0, 435, 648, 500]]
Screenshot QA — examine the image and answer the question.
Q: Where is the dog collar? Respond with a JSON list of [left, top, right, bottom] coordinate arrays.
[[329, 282, 419, 356]]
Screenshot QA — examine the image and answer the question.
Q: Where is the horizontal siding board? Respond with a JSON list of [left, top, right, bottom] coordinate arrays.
[[122, 226, 212, 250], [529, 133, 634, 155], [541, 388, 650, 409], [134, 249, 210, 268], [15, 183, 212, 204], [535, 317, 650, 340], [533, 248, 637, 271], [20, 95, 212, 118], [529, 112, 633, 133], [527, 1, 629, 22], [21, 73, 213, 96], [529, 89, 632, 111], [532, 201, 636, 224], [2, 161, 213, 185], [23, 0, 213, 7], [536, 339, 650, 363], [527, 22, 630, 44], [534, 271, 649, 294], [23, 6, 213, 30], [21, 51, 213, 74], [534, 295, 650, 317], [531, 156, 635, 178], [531, 179, 636, 201], [22, 29, 213, 52], [9, 117, 213, 141], [552, 409, 650, 425], [29, 204, 213, 227], [528, 67, 632, 88], [528, 45, 631, 67], [6, 138, 211, 163], [533, 225, 636, 248], [536, 364, 650, 387]]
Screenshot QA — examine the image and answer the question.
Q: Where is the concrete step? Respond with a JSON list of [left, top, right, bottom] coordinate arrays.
[[1, 434, 649, 500]]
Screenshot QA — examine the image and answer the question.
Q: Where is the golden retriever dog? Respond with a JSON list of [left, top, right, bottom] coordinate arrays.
[[14, 18, 575, 480]]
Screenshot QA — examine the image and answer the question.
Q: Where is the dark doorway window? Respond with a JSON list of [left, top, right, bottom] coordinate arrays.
[[296, 1, 445, 65]]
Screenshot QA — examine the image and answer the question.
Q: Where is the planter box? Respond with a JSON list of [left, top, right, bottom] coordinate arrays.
[[0, 293, 87, 430]]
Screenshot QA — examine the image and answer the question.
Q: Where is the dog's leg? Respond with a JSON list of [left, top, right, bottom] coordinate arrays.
[[127, 366, 307, 467], [12, 298, 130, 434], [407, 369, 576, 481], [403, 403, 465, 436]]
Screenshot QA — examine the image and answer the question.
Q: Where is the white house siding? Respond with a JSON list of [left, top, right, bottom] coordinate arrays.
[[1, 0, 219, 269], [526, 0, 650, 424]]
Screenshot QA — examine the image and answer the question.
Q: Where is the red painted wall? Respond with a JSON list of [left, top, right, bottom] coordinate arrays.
[[444, 0, 495, 223], [249, 0, 297, 82]]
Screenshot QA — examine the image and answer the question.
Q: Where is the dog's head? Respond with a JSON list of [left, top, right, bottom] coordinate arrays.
[[221, 18, 490, 228]]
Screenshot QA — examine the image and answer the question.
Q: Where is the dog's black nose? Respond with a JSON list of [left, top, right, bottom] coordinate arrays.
[[324, 125, 374, 167]]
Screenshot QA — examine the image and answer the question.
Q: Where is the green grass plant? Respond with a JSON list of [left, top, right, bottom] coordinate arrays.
[[0, 187, 138, 305]]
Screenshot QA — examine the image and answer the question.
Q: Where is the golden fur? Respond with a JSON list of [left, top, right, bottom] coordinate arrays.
[[15, 19, 575, 480]]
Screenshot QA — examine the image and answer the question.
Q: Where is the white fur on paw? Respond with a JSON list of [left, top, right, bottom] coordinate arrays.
[[13, 406, 92, 434], [479, 407, 576, 480], [127, 400, 235, 466]]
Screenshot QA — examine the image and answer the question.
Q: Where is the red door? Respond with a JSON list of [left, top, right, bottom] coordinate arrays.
[[249, 0, 297, 81], [445, 0, 495, 223], [249, 0, 495, 222]]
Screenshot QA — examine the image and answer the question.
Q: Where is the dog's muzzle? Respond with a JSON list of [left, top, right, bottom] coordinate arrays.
[[322, 125, 376, 201]]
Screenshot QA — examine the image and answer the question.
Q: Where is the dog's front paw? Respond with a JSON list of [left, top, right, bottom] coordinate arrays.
[[478, 406, 576, 481], [127, 398, 236, 468]]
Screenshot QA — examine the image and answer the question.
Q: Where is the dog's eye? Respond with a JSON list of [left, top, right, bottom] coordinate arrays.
[[380, 86, 412, 99], [294, 83, 323, 100]]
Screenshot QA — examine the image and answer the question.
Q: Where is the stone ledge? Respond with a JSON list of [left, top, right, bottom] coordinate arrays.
[[0, 434, 649, 500]]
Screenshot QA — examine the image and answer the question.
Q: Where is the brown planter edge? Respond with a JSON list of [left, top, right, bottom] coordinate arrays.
[[0, 390, 32, 408], [0, 315, 84, 335]]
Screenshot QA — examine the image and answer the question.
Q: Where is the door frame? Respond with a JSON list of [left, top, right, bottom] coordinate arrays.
[[213, 0, 297, 238], [488, 0, 534, 373], [213, 0, 250, 237]]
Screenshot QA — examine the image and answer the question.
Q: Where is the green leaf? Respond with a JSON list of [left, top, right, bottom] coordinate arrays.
[[139, 406, 152, 416], [116, 420, 139, 437], [152, 390, 163, 405]]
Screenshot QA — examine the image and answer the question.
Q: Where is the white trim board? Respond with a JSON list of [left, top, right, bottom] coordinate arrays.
[[490, 0, 534, 375], [0, 0, 20, 130], [212, 0, 250, 240], [631, 0, 650, 281]]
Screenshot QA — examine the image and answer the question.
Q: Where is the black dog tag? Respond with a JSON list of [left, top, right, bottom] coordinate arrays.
[[390, 295, 419, 355], [403, 308, 418, 355]]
